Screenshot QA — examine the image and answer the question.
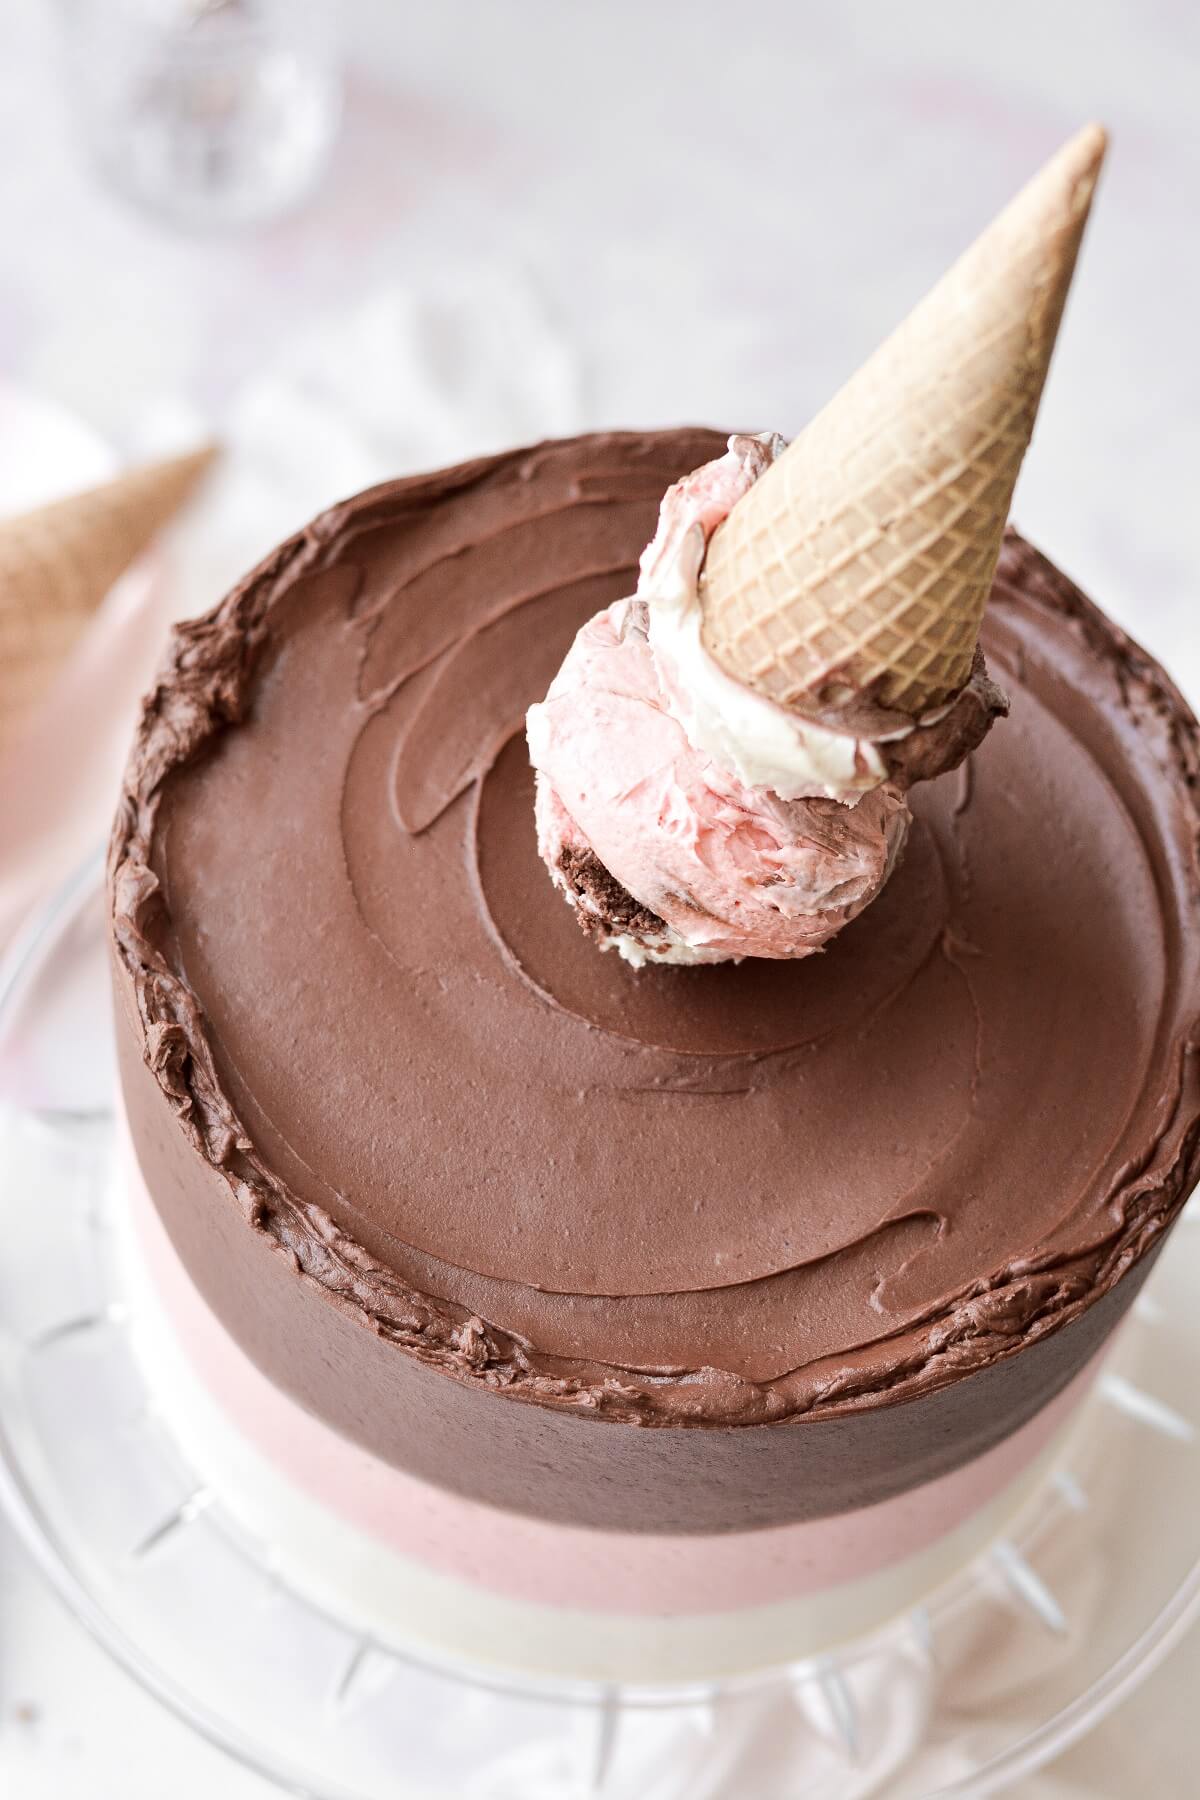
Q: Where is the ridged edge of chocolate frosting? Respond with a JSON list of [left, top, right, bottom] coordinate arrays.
[[109, 434, 1200, 1428]]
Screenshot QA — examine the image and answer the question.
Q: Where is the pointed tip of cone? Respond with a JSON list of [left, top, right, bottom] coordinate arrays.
[[1067, 120, 1109, 174], [1027, 121, 1107, 233], [153, 441, 220, 486], [69, 442, 220, 519], [0, 442, 219, 540], [1059, 120, 1108, 171]]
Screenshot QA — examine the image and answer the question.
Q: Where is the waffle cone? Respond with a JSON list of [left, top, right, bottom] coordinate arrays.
[[701, 124, 1107, 717], [0, 445, 216, 734]]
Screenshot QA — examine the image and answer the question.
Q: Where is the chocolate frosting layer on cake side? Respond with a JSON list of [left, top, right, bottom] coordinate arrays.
[[109, 430, 1200, 1532]]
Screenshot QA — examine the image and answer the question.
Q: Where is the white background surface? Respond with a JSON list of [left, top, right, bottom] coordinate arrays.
[[1, 1, 1198, 1795]]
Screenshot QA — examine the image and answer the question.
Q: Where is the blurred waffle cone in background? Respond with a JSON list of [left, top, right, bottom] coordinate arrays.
[[0, 445, 216, 744], [701, 124, 1107, 719]]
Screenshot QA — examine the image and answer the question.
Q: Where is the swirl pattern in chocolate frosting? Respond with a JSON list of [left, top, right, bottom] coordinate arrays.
[[110, 430, 1200, 1434]]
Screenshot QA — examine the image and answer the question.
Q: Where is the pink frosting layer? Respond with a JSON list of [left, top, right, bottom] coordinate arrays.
[[126, 1130, 1101, 1617]]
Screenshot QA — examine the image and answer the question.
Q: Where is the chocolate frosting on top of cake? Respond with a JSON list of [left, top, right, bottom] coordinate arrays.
[[109, 430, 1200, 1430]]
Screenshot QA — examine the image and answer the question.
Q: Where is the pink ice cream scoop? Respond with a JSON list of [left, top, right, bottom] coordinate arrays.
[[526, 438, 1005, 966]]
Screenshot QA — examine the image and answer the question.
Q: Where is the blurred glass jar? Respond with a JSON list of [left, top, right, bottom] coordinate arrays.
[[61, 0, 342, 230]]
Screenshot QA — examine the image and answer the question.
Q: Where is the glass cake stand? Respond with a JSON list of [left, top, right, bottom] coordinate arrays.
[[2, 858, 1199, 1800]]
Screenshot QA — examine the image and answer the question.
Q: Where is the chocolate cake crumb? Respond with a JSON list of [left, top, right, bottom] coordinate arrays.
[[556, 845, 666, 943]]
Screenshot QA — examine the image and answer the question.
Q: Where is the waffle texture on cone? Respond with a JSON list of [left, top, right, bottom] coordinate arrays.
[[700, 125, 1107, 718], [0, 445, 216, 735]]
